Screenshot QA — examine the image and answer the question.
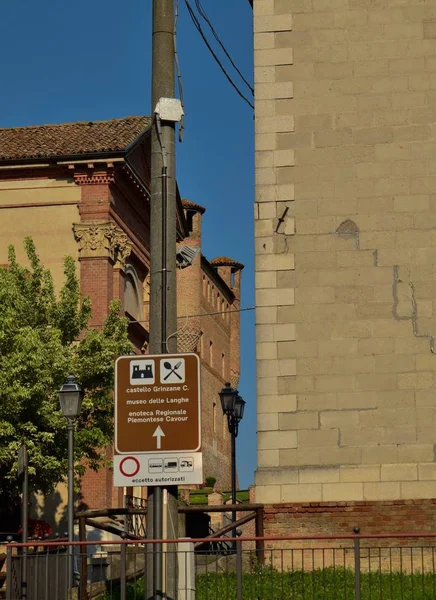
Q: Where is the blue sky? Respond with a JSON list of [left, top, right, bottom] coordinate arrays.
[[0, 1, 256, 488]]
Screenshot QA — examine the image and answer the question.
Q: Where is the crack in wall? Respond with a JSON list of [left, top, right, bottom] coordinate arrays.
[[274, 232, 290, 254], [335, 221, 436, 355], [392, 265, 436, 353]]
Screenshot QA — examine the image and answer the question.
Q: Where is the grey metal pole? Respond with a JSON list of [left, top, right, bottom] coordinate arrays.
[[231, 422, 237, 546], [21, 446, 28, 600], [120, 494, 128, 600], [6, 539, 13, 600], [236, 542, 242, 600], [231, 422, 242, 600], [149, 3, 176, 355], [120, 534, 127, 600], [67, 419, 75, 591], [353, 527, 361, 600], [148, 0, 178, 598]]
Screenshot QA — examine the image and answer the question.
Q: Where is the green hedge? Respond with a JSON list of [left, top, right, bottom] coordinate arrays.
[[197, 567, 436, 599], [97, 567, 436, 599], [186, 489, 250, 505]]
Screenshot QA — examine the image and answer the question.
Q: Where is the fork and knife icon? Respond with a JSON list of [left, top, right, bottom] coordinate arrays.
[[163, 360, 183, 381]]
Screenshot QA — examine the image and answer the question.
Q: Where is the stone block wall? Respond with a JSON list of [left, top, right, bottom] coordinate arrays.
[[254, 0, 436, 504]]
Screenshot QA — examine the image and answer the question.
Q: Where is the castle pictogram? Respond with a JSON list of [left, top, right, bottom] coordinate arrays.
[[131, 364, 153, 379]]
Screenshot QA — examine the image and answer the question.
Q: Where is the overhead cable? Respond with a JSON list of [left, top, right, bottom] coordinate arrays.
[[184, 0, 254, 110], [194, 0, 254, 95], [174, 0, 185, 142], [88, 306, 256, 329]]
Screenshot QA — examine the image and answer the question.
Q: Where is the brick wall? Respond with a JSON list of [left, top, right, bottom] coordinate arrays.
[[254, 0, 436, 504], [199, 364, 232, 489], [77, 198, 242, 505], [177, 204, 242, 490], [80, 258, 113, 328], [264, 499, 436, 536]]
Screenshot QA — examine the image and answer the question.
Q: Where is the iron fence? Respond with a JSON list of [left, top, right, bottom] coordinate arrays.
[[124, 496, 147, 539], [5, 532, 436, 600]]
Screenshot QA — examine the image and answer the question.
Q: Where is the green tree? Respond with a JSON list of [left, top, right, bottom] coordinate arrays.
[[0, 238, 132, 527]]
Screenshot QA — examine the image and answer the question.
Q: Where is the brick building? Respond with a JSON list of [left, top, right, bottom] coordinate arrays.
[[252, 0, 436, 530], [0, 116, 242, 517]]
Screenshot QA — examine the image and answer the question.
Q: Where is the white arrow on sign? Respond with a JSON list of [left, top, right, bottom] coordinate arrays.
[[153, 426, 165, 449]]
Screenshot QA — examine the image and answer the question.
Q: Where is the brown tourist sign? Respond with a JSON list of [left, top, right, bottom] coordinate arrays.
[[115, 353, 201, 454]]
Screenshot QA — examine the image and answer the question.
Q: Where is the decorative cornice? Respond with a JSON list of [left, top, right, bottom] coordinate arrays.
[[72, 165, 115, 185], [73, 221, 132, 267]]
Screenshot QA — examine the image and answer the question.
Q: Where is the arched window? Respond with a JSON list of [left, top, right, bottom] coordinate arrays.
[[124, 264, 143, 321]]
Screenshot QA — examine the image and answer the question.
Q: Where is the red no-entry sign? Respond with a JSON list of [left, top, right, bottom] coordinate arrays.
[[119, 456, 140, 477]]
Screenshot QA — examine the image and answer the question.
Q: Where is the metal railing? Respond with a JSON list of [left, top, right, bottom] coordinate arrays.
[[5, 531, 436, 599], [124, 496, 147, 539]]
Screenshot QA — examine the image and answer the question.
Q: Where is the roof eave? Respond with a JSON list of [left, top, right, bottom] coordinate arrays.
[[0, 149, 127, 168], [125, 121, 153, 155]]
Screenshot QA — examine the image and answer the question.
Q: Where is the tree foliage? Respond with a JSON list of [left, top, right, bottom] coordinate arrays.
[[0, 238, 132, 511]]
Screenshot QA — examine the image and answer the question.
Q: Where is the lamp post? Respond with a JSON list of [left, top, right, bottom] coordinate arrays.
[[219, 382, 245, 543], [58, 375, 84, 590]]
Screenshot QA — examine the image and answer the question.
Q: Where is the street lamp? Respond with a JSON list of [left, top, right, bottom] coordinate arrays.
[[219, 383, 245, 540], [58, 375, 84, 590]]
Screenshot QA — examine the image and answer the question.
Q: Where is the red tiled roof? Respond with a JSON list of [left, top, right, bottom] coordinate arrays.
[[182, 198, 206, 214], [0, 116, 152, 162], [210, 256, 244, 270]]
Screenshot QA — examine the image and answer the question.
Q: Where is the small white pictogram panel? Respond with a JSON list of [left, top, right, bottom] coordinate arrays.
[[148, 459, 163, 473], [179, 458, 194, 472], [130, 359, 155, 385], [160, 358, 186, 384], [164, 458, 179, 472]]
